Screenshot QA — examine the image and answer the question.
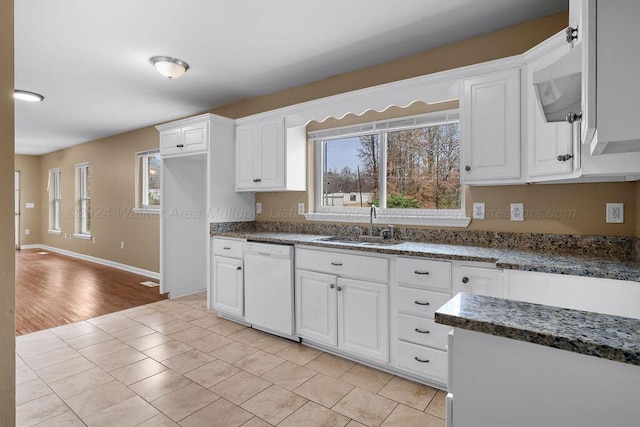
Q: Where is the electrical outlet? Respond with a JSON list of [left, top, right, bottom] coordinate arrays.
[[256, 202, 262, 214], [120, 241, 125, 249], [472, 202, 485, 220], [510, 203, 524, 221], [606, 203, 624, 223], [92, 237, 96, 243], [298, 202, 305, 215], [25, 229, 30, 235]]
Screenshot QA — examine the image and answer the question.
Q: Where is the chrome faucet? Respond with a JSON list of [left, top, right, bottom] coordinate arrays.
[[369, 204, 377, 236]]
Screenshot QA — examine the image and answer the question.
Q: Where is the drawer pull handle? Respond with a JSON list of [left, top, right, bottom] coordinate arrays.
[[414, 357, 430, 363], [223, 246, 231, 250], [414, 270, 430, 275], [415, 328, 430, 334], [414, 301, 430, 306], [331, 262, 343, 266]]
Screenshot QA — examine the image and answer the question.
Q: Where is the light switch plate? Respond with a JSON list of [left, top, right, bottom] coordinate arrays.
[[256, 202, 262, 214], [472, 202, 485, 220], [297, 202, 305, 215], [510, 203, 524, 221], [606, 203, 624, 223], [25, 202, 35, 209]]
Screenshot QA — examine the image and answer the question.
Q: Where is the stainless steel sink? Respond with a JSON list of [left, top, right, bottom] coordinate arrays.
[[315, 236, 403, 247]]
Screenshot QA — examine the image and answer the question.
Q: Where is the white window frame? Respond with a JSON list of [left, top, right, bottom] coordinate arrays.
[[305, 110, 470, 227], [74, 162, 91, 239], [134, 149, 161, 214], [47, 168, 61, 235]]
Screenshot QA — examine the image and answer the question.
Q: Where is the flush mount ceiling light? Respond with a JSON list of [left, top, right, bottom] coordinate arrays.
[[150, 56, 190, 80], [14, 89, 44, 102]]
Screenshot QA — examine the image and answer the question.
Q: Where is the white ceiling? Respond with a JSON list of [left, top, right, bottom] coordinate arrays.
[[14, 0, 568, 155]]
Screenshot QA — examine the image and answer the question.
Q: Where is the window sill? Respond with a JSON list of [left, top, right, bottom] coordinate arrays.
[[132, 208, 161, 215], [72, 233, 92, 240], [303, 211, 471, 227], [47, 229, 62, 235]]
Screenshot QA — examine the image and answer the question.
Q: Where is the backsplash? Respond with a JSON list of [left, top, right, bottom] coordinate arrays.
[[211, 221, 638, 260]]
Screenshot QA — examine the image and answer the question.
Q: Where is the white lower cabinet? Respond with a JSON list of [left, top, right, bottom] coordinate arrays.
[[211, 237, 246, 320], [295, 247, 390, 365]]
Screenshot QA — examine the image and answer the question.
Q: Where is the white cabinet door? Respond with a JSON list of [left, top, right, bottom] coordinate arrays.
[[181, 121, 209, 153], [453, 265, 503, 298], [212, 256, 244, 318], [295, 269, 338, 346], [257, 118, 285, 189], [159, 128, 182, 156], [526, 42, 576, 180], [235, 124, 258, 190], [461, 68, 521, 184], [338, 277, 389, 363]]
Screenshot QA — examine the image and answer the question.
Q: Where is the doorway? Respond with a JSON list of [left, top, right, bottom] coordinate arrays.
[[14, 170, 20, 249]]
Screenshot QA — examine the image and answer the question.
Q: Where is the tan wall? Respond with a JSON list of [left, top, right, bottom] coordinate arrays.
[[0, 0, 15, 422], [39, 126, 160, 273], [15, 155, 41, 246]]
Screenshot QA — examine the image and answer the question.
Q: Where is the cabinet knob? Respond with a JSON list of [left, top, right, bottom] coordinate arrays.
[[566, 26, 578, 43], [236, 266, 242, 271], [329, 284, 335, 289], [337, 286, 342, 292], [557, 154, 574, 162], [464, 165, 471, 172], [566, 111, 582, 124], [252, 178, 262, 183], [176, 144, 184, 148], [462, 277, 469, 284]]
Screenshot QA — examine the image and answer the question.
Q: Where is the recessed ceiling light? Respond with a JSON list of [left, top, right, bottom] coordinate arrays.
[[150, 56, 190, 80], [14, 90, 44, 102]]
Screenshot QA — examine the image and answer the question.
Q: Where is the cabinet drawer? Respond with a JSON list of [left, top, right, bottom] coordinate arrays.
[[396, 340, 448, 382], [397, 258, 451, 291], [397, 313, 451, 350], [397, 287, 451, 319], [212, 238, 244, 258], [296, 248, 388, 283]]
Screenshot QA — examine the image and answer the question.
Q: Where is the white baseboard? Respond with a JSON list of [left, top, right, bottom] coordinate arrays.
[[24, 244, 160, 280]]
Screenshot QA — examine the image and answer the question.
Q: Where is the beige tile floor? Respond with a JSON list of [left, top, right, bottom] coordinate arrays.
[[15, 292, 446, 427]]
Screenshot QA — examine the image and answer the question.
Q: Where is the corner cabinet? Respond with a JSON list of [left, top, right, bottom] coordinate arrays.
[[461, 68, 521, 185], [235, 117, 306, 192]]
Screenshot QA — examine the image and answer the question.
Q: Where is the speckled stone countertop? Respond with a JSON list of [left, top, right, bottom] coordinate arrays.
[[435, 293, 640, 366], [212, 231, 640, 282]]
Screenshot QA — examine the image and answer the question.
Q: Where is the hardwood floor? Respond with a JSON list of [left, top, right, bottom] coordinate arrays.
[[15, 249, 168, 336]]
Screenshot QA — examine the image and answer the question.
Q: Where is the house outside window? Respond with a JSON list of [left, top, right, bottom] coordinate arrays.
[[309, 110, 467, 226], [47, 168, 61, 234], [135, 150, 161, 214], [75, 162, 91, 237]]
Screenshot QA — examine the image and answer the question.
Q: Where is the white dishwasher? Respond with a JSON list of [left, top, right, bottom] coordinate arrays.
[[243, 242, 296, 339]]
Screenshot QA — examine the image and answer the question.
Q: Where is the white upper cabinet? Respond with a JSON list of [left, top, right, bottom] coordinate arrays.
[[461, 68, 521, 184], [159, 118, 208, 157], [235, 117, 306, 192], [525, 40, 578, 181]]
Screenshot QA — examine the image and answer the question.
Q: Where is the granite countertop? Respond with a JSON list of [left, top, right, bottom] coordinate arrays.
[[434, 293, 640, 366], [212, 231, 640, 282]]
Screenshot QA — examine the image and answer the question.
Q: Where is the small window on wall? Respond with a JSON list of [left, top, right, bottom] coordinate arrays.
[[75, 162, 91, 237], [136, 150, 161, 213], [47, 168, 61, 234]]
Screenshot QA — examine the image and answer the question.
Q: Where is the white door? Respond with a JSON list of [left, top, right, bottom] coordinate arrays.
[[159, 128, 182, 155], [235, 124, 258, 190], [338, 277, 389, 363], [527, 42, 575, 179], [212, 256, 244, 317], [461, 68, 521, 183], [453, 265, 503, 298], [14, 171, 19, 249], [295, 269, 337, 346], [182, 121, 209, 153], [257, 118, 285, 189]]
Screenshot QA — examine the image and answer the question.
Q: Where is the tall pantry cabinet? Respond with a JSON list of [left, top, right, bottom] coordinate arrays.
[[157, 113, 254, 299]]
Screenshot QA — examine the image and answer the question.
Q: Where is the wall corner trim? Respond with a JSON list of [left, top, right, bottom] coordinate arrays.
[[22, 244, 160, 280]]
